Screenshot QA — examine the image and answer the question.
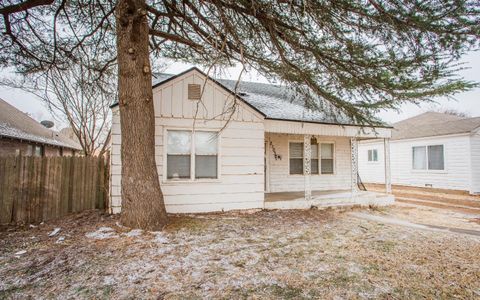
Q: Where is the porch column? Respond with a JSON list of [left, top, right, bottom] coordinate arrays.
[[350, 137, 359, 194], [384, 138, 392, 194], [304, 135, 312, 201]]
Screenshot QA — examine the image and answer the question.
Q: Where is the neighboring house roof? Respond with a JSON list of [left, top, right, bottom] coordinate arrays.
[[111, 67, 390, 128], [0, 98, 82, 150], [392, 112, 480, 140]]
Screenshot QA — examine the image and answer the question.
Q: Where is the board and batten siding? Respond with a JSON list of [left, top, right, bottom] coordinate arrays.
[[358, 134, 474, 193], [109, 70, 265, 213], [266, 133, 352, 193]]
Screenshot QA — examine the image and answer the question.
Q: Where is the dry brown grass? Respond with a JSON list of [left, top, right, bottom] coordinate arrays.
[[1, 207, 479, 299]]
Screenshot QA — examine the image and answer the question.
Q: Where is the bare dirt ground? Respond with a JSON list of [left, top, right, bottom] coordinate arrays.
[[1, 206, 480, 299]]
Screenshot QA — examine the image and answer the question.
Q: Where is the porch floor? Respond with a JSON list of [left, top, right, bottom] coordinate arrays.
[[266, 189, 354, 202], [264, 189, 394, 209]]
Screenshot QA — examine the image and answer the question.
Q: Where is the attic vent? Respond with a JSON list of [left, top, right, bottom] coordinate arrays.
[[188, 84, 202, 100]]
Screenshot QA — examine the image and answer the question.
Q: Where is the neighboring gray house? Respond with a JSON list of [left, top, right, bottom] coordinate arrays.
[[0, 98, 81, 157], [109, 67, 394, 214], [359, 112, 480, 194]]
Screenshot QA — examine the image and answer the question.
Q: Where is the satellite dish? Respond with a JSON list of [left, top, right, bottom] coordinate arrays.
[[40, 120, 55, 128]]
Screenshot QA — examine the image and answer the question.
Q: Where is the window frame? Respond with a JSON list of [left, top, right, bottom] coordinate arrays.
[[367, 149, 379, 163], [411, 144, 446, 172], [163, 128, 221, 183], [288, 139, 336, 176]]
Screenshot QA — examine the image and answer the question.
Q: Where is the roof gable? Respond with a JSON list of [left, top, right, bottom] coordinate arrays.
[[113, 67, 391, 128]]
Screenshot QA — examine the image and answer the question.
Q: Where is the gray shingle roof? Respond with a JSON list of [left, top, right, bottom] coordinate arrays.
[[150, 69, 388, 127], [392, 112, 480, 140], [0, 98, 82, 150]]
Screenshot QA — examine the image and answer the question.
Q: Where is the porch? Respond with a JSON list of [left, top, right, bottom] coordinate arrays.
[[265, 189, 394, 210], [263, 119, 394, 209]]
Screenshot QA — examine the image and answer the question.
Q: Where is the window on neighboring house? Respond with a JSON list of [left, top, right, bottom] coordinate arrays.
[[34, 145, 44, 157], [412, 145, 444, 170], [289, 142, 334, 175], [321, 143, 334, 174], [368, 149, 378, 162], [166, 130, 218, 180], [26, 145, 33, 156]]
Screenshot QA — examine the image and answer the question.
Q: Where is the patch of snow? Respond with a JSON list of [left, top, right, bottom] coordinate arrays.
[[85, 227, 119, 240], [153, 232, 169, 244], [56, 236, 65, 244], [103, 276, 116, 285], [123, 229, 143, 237], [14, 250, 27, 256], [48, 228, 61, 237]]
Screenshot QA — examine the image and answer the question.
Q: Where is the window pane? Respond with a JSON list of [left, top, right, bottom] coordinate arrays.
[[289, 143, 303, 158], [195, 155, 217, 178], [311, 159, 319, 174], [167, 131, 191, 154], [195, 131, 218, 155], [428, 145, 444, 170], [167, 155, 191, 179], [412, 146, 426, 170], [373, 150, 378, 161], [321, 143, 333, 159], [290, 158, 303, 174], [311, 144, 318, 159], [321, 159, 334, 174], [368, 150, 372, 161]]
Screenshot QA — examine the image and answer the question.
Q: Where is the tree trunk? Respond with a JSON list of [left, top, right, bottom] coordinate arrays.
[[116, 0, 168, 229]]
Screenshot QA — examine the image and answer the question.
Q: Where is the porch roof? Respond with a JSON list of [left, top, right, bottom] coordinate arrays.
[[264, 119, 392, 139]]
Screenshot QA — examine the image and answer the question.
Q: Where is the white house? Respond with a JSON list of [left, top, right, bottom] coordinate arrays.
[[109, 67, 394, 214], [359, 112, 480, 194]]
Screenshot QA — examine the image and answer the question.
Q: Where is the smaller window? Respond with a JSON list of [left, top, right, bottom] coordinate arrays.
[[26, 145, 33, 156], [289, 142, 304, 175], [368, 149, 378, 162], [321, 143, 334, 174]]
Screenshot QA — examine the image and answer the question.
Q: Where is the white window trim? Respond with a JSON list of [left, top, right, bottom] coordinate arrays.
[[287, 139, 336, 176], [411, 144, 447, 173], [163, 127, 221, 183]]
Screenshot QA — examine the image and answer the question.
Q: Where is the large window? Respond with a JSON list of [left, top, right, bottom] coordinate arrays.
[[289, 142, 334, 175], [166, 130, 218, 180], [368, 149, 378, 162], [412, 145, 444, 171]]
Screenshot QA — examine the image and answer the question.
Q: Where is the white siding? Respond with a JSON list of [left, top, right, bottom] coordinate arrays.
[[469, 129, 480, 194], [266, 133, 352, 192], [358, 134, 474, 192], [358, 140, 385, 184], [110, 70, 265, 213]]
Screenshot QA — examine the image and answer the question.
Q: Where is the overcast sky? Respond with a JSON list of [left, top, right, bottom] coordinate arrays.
[[0, 50, 478, 129]]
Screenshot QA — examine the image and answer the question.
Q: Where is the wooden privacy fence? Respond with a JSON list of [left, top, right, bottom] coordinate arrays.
[[0, 156, 108, 224]]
